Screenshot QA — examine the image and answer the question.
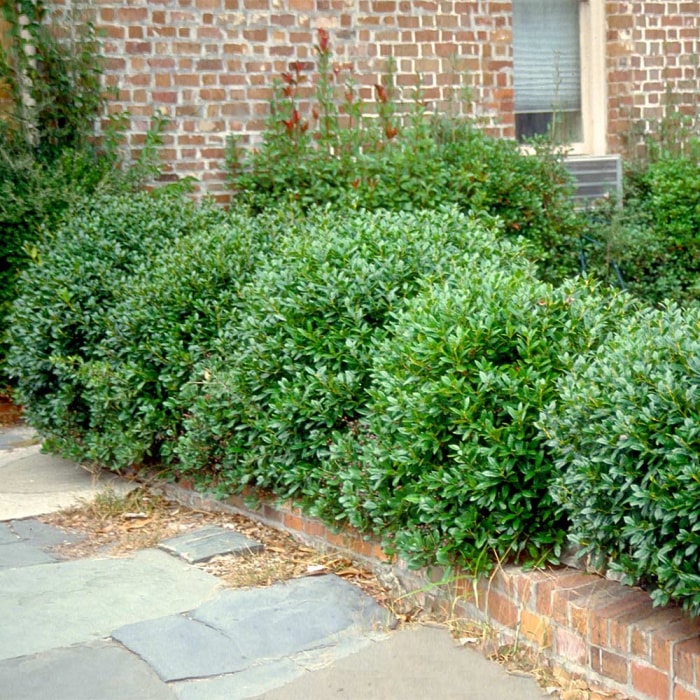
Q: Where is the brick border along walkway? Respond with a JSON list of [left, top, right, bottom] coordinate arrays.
[[0, 396, 22, 425], [165, 483, 700, 700]]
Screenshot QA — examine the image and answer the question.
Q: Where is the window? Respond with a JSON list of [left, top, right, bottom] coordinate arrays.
[[512, 0, 606, 154]]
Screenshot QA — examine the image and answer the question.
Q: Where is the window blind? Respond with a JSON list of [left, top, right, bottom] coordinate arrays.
[[512, 0, 581, 113]]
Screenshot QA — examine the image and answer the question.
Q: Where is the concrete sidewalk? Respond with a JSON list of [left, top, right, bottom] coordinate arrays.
[[0, 422, 549, 700], [0, 423, 134, 520]]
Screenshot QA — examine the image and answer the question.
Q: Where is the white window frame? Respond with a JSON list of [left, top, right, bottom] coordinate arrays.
[[514, 0, 607, 155], [578, 0, 607, 155]]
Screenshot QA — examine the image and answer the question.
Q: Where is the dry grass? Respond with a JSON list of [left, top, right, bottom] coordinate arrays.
[[40, 485, 392, 605]]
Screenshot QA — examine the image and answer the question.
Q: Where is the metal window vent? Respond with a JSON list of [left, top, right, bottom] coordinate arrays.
[[564, 154, 622, 206]]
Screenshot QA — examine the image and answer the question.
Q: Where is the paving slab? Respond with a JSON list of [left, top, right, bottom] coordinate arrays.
[[172, 660, 303, 700], [0, 424, 40, 452], [0, 540, 57, 569], [0, 522, 19, 545], [9, 517, 84, 548], [192, 574, 390, 660], [113, 613, 248, 681], [0, 641, 175, 700], [0, 447, 135, 520], [254, 624, 549, 700], [159, 525, 265, 564], [114, 576, 388, 690], [0, 548, 222, 660], [0, 519, 85, 569]]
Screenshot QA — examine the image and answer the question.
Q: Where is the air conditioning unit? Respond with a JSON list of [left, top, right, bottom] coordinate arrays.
[[564, 154, 622, 206]]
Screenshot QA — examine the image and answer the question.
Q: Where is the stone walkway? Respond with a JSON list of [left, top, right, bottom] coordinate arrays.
[[0, 423, 549, 699]]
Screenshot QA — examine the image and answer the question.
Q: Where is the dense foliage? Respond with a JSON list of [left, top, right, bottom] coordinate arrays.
[[233, 124, 581, 280], [6, 192, 224, 459], [319, 268, 634, 572], [581, 156, 700, 306], [0, 1, 164, 386], [64, 210, 287, 469], [7, 186, 699, 613], [541, 304, 700, 616], [176, 207, 526, 496]]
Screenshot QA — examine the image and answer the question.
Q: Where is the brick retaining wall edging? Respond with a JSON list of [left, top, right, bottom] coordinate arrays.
[[0, 396, 22, 425], [160, 480, 700, 700]]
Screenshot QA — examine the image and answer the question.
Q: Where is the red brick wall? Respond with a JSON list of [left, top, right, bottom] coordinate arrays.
[[48, 0, 513, 200], [44, 1, 699, 197], [607, 1, 700, 157]]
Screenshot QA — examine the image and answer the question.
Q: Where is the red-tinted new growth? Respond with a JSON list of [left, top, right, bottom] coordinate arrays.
[[374, 83, 388, 103], [317, 28, 329, 53], [282, 109, 301, 133]]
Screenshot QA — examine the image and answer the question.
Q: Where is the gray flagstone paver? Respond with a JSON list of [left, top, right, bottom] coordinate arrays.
[[0, 641, 175, 700], [0, 540, 57, 569], [9, 517, 85, 548], [113, 613, 248, 681], [191, 574, 390, 659], [0, 523, 18, 544], [159, 525, 264, 564], [0, 548, 221, 660]]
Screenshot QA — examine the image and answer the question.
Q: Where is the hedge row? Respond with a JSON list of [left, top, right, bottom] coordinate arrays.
[[176, 206, 529, 498], [6, 191, 226, 458], [233, 121, 583, 285], [542, 304, 700, 615], [318, 272, 635, 572], [7, 193, 699, 615]]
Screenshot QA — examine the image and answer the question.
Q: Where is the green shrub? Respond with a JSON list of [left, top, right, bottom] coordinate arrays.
[[229, 31, 583, 283], [321, 269, 635, 573], [642, 158, 700, 245], [6, 191, 224, 459], [71, 210, 288, 469], [581, 157, 700, 307], [234, 124, 582, 283], [176, 207, 529, 496], [541, 304, 700, 616], [639, 158, 700, 302], [0, 143, 113, 386], [0, 3, 169, 385]]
